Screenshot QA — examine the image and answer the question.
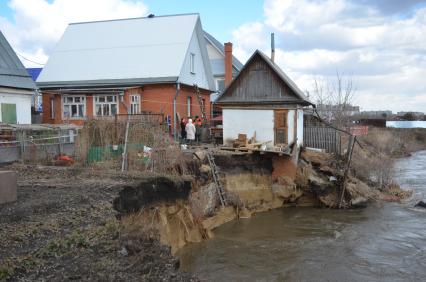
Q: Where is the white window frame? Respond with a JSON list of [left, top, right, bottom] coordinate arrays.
[[50, 98, 55, 119], [190, 53, 195, 74], [187, 96, 192, 117], [215, 78, 225, 92], [130, 94, 140, 114], [62, 95, 86, 119], [94, 94, 119, 117]]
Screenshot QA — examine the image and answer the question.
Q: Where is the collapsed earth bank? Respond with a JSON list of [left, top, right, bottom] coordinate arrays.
[[114, 149, 384, 254]]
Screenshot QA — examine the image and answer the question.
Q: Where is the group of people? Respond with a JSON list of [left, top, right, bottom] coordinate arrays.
[[180, 117, 203, 144]]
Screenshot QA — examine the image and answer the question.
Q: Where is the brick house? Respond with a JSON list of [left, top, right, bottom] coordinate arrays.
[[37, 14, 216, 137]]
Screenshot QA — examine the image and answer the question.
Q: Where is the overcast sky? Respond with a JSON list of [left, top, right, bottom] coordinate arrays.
[[1, 0, 425, 113]]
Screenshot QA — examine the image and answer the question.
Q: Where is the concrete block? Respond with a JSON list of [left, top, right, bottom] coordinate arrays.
[[0, 171, 17, 204]]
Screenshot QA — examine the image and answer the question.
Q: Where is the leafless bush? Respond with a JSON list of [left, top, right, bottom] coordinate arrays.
[[310, 72, 356, 129], [76, 118, 186, 174], [352, 130, 396, 190]]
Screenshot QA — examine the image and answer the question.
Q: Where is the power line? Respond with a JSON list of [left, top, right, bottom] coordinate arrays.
[[16, 53, 45, 66]]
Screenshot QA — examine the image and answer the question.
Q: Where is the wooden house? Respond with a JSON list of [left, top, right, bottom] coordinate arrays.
[[215, 50, 313, 149]]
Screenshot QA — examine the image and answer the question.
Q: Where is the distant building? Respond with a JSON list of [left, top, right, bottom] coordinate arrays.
[[315, 104, 360, 123], [359, 110, 393, 119], [26, 67, 43, 112], [0, 31, 36, 124], [396, 111, 424, 118]]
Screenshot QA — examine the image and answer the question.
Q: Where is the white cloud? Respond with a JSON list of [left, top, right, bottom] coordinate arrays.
[[0, 0, 148, 67], [231, 0, 426, 112], [232, 22, 266, 62]]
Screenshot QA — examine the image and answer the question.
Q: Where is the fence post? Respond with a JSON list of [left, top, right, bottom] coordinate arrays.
[[57, 129, 63, 156], [339, 135, 356, 208], [121, 121, 130, 171], [19, 130, 25, 163]]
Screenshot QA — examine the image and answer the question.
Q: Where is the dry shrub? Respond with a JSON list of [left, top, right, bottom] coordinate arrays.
[[76, 118, 187, 174], [120, 210, 160, 240], [352, 129, 397, 190]]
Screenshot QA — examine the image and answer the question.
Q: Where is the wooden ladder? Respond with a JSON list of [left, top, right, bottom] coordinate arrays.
[[194, 84, 208, 125], [206, 151, 227, 207]]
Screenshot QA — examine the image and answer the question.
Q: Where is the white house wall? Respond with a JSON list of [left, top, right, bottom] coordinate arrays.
[[206, 41, 222, 60], [178, 29, 210, 90], [0, 90, 32, 124], [297, 109, 304, 146], [223, 109, 274, 145], [287, 110, 295, 145]]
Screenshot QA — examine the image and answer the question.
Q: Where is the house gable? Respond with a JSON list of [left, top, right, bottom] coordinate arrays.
[[37, 14, 215, 91], [0, 31, 36, 91], [216, 50, 312, 106], [178, 19, 215, 91]]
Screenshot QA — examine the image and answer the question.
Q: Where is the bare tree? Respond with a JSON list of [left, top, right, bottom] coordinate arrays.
[[312, 72, 356, 129]]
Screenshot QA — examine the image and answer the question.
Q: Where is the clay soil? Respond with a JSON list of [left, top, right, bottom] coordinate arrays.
[[0, 164, 197, 282]]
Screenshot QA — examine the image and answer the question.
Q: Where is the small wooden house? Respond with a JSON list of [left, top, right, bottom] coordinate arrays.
[[216, 50, 313, 149]]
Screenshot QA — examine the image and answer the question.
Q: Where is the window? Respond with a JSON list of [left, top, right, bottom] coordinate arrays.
[[187, 96, 192, 117], [63, 95, 85, 118], [94, 95, 118, 116], [216, 79, 225, 92], [190, 53, 195, 74], [50, 98, 55, 119], [274, 110, 288, 145], [130, 94, 140, 114]]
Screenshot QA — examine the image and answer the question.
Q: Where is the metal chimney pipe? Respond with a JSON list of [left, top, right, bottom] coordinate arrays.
[[271, 33, 275, 63]]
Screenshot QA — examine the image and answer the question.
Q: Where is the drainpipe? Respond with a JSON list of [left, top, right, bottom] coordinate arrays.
[[173, 83, 181, 141], [118, 91, 129, 114]]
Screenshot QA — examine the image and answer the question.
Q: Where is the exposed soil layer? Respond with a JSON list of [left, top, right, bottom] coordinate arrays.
[[0, 164, 197, 281], [113, 176, 192, 214]]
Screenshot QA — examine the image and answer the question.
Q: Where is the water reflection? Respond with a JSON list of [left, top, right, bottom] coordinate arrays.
[[179, 151, 426, 281]]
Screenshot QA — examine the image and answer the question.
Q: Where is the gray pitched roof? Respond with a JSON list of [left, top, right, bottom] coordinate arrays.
[[216, 50, 314, 106], [203, 31, 243, 71], [37, 13, 215, 91], [0, 31, 36, 90]]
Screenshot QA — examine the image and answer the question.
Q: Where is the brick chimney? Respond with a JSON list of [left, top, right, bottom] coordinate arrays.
[[224, 42, 233, 87]]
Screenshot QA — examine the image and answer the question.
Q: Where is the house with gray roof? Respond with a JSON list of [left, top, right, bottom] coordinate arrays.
[[204, 31, 243, 95], [37, 13, 218, 138], [0, 31, 36, 124], [216, 50, 313, 148]]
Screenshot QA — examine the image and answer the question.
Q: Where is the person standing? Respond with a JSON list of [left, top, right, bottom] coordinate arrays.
[[185, 118, 196, 144], [195, 116, 202, 144], [180, 118, 187, 142]]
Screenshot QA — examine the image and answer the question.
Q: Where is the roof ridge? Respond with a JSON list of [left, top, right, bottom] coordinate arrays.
[[69, 13, 199, 25]]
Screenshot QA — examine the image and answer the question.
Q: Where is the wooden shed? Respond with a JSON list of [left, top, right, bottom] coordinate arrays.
[[215, 50, 313, 149]]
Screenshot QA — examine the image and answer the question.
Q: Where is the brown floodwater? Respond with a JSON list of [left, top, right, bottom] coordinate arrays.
[[178, 151, 426, 282]]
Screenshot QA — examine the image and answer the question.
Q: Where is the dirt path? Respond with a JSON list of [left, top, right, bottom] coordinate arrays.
[[0, 165, 197, 281]]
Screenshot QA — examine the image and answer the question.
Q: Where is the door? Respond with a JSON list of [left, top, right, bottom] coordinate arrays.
[[274, 110, 288, 145], [1, 103, 17, 124]]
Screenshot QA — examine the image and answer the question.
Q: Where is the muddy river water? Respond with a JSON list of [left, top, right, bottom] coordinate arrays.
[[178, 151, 426, 281]]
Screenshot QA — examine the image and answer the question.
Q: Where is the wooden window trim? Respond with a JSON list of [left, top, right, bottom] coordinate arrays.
[[274, 109, 288, 145]]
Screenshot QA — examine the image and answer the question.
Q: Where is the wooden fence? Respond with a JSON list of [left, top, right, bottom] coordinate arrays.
[[304, 126, 341, 154]]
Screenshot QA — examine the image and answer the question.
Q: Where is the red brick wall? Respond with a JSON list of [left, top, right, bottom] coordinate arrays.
[[139, 84, 211, 134], [42, 92, 63, 124], [41, 84, 211, 132], [272, 154, 298, 181]]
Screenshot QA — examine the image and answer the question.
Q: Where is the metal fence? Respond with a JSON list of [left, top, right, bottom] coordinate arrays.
[[304, 126, 342, 154], [0, 132, 77, 164]]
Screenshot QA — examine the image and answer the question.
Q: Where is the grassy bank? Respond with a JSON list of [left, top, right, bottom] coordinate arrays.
[[351, 127, 426, 198]]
